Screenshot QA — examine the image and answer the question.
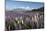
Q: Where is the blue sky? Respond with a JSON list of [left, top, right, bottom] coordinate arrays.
[[6, 0, 44, 10]]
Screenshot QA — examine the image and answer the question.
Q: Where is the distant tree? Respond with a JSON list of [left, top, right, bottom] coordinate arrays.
[[31, 7, 44, 12]]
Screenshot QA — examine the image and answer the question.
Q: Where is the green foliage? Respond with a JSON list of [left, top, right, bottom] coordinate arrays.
[[10, 22, 16, 30], [31, 7, 44, 12], [25, 24, 32, 29]]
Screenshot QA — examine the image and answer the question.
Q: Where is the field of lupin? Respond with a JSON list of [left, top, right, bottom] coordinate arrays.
[[5, 0, 44, 31], [5, 9, 44, 31]]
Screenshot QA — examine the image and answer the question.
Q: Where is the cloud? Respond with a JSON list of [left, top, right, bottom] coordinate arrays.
[[9, 6, 34, 10], [6, 6, 35, 11], [13, 6, 34, 10]]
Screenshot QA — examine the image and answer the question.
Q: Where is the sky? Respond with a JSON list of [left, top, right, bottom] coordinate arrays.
[[6, 0, 44, 10]]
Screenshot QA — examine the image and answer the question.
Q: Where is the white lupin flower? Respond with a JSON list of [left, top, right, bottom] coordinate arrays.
[[8, 25, 10, 31], [15, 17, 18, 21], [20, 16, 22, 20], [22, 20, 24, 24], [34, 15, 37, 22], [32, 16, 34, 21], [18, 21, 19, 24]]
